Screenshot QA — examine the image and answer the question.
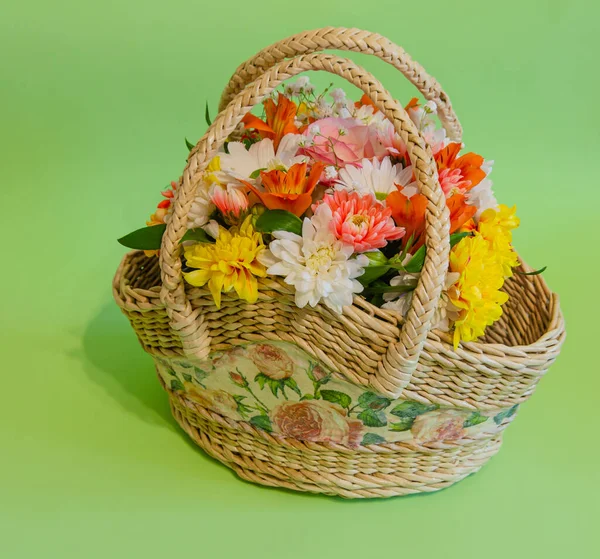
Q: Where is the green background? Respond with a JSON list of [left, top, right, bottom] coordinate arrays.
[[1, 0, 598, 557]]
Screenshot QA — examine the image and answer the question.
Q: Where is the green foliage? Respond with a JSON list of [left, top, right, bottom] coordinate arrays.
[[493, 404, 518, 425], [170, 379, 184, 391], [117, 224, 166, 250], [249, 415, 272, 432], [361, 433, 386, 445], [357, 408, 388, 427], [255, 209, 303, 236], [463, 411, 489, 428], [320, 389, 352, 409]]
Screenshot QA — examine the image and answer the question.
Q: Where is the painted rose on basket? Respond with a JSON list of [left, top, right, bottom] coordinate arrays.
[[271, 400, 362, 447], [410, 409, 469, 443], [184, 385, 241, 421], [119, 76, 531, 348], [249, 343, 294, 380]]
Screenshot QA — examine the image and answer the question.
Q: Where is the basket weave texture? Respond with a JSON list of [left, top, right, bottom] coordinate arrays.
[[113, 28, 565, 498]]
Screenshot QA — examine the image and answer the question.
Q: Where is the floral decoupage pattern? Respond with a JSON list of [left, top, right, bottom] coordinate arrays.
[[154, 341, 518, 447]]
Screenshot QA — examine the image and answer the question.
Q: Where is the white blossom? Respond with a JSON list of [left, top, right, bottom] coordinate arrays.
[[258, 204, 368, 314]]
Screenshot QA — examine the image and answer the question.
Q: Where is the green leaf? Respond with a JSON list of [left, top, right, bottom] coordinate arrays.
[[255, 373, 267, 390], [250, 415, 272, 432], [205, 102, 212, 126], [390, 401, 438, 419], [170, 379, 184, 391], [267, 377, 283, 398], [320, 390, 352, 409], [118, 224, 166, 250], [359, 265, 392, 286], [364, 283, 416, 295], [194, 367, 210, 384], [361, 433, 386, 445], [284, 377, 302, 398], [493, 404, 518, 425], [249, 168, 266, 179], [404, 232, 472, 273], [389, 418, 414, 431], [255, 209, 302, 236], [182, 373, 193, 383], [463, 411, 489, 428], [358, 392, 392, 411], [300, 394, 315, 400], [185, 137, 195, 151], [357, 408, 388, 427], [182, 228, 214, 243], [516, 266, 547, 276]]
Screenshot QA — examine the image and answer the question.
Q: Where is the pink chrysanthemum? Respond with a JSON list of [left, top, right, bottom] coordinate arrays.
[[209, 184, 249, 218], [317, 191, 405, 252], [438, 167, 472, 196]]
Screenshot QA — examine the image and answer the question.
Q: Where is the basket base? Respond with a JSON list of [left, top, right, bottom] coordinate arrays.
[[169, 396, 503, 499]]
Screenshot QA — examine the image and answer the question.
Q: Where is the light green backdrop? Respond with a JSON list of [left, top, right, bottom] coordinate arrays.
[[1, 1, 598, 557]]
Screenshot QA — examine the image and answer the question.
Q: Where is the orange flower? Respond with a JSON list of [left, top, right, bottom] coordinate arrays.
[[446, 192, 477, 233], [243, 162, 324, 217], [404, 97, 420, 111], [242, 93, 299, 150], [435, 143, 486, 194], [354, 93, 379, 113], [386, 190, 428, 246]]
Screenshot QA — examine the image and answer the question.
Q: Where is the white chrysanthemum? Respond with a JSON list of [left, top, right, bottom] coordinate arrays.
[[382, 271, 461, 331], [258, 204, 369, 314], [187, 184, 214, 229], [335, 157, 409, 200], [467, 160, 497, 218], [218, 136, 307, 183]]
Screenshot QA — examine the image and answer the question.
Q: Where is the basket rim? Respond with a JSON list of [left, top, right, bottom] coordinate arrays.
[[113, 249, 565, 362]]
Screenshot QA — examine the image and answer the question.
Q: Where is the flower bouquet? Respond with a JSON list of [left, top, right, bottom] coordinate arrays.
[[114, 28, 564, 498]]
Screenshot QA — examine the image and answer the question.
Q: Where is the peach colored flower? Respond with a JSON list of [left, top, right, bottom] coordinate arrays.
[[249, 344, 294, 380], [183, 385, 241, 421], [317, 190, 405, 252], [209, 183, 249, 219], [300, 117, 386, 167], [272, 400, 362, 447], [410, 409, 469, 443]]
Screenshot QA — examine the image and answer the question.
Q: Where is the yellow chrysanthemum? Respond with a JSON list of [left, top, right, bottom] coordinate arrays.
[[478, 204, 520, 277], [448, 235, 509, 348], [183, 216, 267, 307]]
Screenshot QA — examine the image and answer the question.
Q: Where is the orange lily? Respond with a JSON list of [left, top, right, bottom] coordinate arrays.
[[404, 97, 420, 111], [242, 162, 324, 217], [447, 193, 477, 233], [386, 190, 428, 247], [354, 93, 379, 113], [242, 93, 299, 150], [435, 143, 486, 192]]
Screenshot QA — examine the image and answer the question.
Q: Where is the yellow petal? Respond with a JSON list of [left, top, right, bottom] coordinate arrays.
[[208, 273, 225, 308]]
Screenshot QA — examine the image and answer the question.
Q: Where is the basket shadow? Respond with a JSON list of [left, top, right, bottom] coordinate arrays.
[[79, 301, 177, 431]]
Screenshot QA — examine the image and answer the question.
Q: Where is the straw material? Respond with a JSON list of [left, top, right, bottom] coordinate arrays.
[[113, 28, 565, 498]]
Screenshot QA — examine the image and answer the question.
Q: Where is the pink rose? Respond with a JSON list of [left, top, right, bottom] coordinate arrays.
[[272, 400, 362, 447], [300, 118, 387, 167], [249, 344, 294, 380], [212, 346, 248, 369], [410, 409, 469, 443], [184, 385, 241, 421]]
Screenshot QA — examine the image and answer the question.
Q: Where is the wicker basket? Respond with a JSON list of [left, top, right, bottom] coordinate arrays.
[[113, 28, 565, 498]]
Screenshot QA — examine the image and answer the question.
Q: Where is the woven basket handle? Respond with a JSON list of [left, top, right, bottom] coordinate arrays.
[[219, 27, 462, 141], [160, 53, 450, 399]]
